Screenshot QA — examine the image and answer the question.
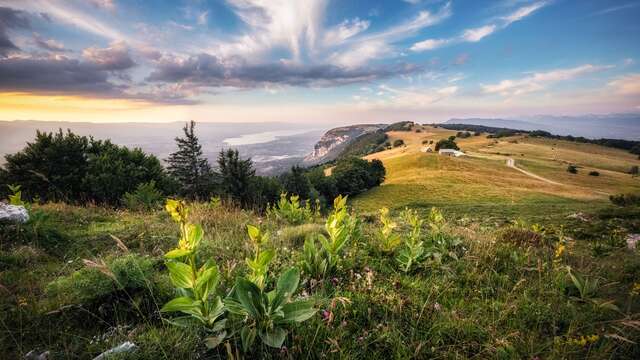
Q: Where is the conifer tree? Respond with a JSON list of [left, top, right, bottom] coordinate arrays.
[[166, 120, 213, 198], [217, 148, 255, 205]]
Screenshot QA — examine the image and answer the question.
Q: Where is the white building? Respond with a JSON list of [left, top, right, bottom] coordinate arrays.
[[438, 149, 465, 157]]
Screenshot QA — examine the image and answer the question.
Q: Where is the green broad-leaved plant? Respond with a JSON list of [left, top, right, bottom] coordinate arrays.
[[225, 267, 317, 351], [246, 224, 275, 290], [7, 184, 25, 206], [318, 195, 359, 272], [161, 199, 227, 349], [378, 207, 401, 253], [396, 208, 424, 272], [267, 193, 314, 225], [301, 235, 328, 280]]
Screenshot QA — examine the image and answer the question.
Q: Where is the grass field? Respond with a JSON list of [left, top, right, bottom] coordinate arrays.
[[2, 198, 640, 359], [355, 126, 640, 222]]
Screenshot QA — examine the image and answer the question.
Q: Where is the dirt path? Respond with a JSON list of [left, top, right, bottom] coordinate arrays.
[[506, 158, 564, 186]]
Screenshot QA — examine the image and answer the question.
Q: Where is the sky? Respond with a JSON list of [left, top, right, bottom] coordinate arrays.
[[0, 0, 639, 124]]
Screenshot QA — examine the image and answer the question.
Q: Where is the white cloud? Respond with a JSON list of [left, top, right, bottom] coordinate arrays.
[[461, 25, 496, 42], [502, 1, 547, 25], [410, 38, 449, 51], [411, 1, 547, 52], [482, 64, 613, 96], [323, 18, 370, 45], [608, 73, 640, 95]]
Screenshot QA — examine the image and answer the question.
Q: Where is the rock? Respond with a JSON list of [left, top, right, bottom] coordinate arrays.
[[0, 202, 29, 223], [24, 350, 50, 360], [566, 212, 589, 222], [93, 342, 138, 360], [627, 234, 640, 250], [303, 124, 387, 166]]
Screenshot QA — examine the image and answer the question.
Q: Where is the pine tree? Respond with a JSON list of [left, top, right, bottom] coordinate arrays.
[[217, 148, 255, 206], [166, 121, 213, 198]]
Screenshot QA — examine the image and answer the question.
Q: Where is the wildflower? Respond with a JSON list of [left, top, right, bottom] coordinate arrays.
[[165, 199, 188, 223], [554, 244, 565, 258], [17, 297, 27, 307], [433, 302, 442, 311], [630, 283, 640, 296]]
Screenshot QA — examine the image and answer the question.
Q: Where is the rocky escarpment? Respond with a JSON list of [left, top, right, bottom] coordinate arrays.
[[303, 124, 386, 165]]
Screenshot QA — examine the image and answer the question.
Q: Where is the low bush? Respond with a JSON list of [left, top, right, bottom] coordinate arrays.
[[588, 171, 600, 176], [498, 227, 544, 247], [609, 193, 640, 207], [46, 254, 159, 305], [393, 139, 405, 147], [567, 165, 578, 174], [122, 181, 163, 211]]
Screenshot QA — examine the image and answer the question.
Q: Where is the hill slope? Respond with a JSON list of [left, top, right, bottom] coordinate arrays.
[[354, 125, 640, 221]]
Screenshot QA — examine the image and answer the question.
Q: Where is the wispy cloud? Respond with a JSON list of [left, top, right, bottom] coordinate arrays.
[[593, 2, 640, 16], [482, 64, 613, 96], [411, 1, 547, 52]]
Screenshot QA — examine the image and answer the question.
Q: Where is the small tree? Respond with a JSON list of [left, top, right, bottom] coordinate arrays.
[[166, 121, 214, 199], [280, 166, 312, 198], [217, 149, 255, 206], [393, 139, 404, 147], [630, 166, 639, 176], [434, 138, 459, 151], [567, 165, 578, 174]]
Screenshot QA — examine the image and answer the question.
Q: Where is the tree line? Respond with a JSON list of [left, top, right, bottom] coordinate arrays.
[[0, 121, 385, 210]]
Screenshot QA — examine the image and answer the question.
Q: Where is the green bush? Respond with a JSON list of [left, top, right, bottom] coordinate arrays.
[[46, 254, 158, 305], [122, 181, 163, 211], [609, 193, 640, 207], [588, 171, 600, 176], [0, 129, 169, 204], [567, 165, 578, 174], [434, 138, 459, 151], [393, 139, 405, 147], [332, 157, 385, 196], [268, 193, 315, 225]]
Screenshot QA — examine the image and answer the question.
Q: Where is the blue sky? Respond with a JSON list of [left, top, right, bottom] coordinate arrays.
[[0, 0, 639, 123]]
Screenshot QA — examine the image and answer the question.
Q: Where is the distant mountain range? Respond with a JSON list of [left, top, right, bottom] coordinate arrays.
[[443, 113, 640, 140]]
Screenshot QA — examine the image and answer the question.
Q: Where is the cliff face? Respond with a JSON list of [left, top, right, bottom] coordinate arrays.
[[303, 124, 386, 165]]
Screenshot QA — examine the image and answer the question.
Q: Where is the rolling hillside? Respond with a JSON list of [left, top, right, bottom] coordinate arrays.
[[354, 125, 640, 221]]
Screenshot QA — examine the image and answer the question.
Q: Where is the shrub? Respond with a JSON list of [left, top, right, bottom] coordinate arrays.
[[609, 193, 640, 207], [567, 165, 578, 174], [332, 157, 385, 196], [1, 129, 169, 205], [498, 227, 543, 247], [393, 139, 405, 147], [46, 254, 157, 305], [122, 181, 163, 211], [434, 138, 459, 151], [630, 166, 639, 175], [588, 171, 600, 177]]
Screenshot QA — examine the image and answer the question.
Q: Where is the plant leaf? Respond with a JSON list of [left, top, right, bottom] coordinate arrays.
[[161, 296, 200, 313], [259, 327, 287, 348], [164, 248, 192, 259], [167, 261, 194, 289], [280, 299, 317, 323]]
